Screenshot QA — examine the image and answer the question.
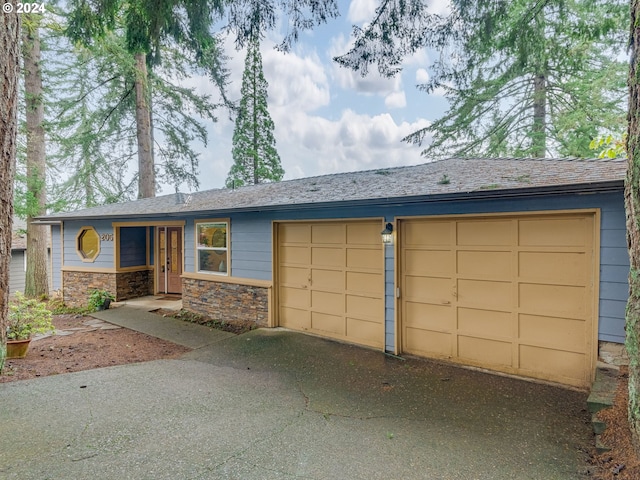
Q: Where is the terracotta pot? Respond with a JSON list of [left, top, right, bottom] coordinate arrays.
[[6, 338, 32, 359]]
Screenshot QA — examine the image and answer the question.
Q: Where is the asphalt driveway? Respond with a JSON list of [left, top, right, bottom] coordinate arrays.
[[0, 328, 593, 479]]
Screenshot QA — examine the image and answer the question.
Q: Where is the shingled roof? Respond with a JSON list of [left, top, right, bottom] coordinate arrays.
[[38, 157, 627, 221]]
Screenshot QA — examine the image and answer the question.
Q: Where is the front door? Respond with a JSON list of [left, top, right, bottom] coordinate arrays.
[[158, 226, 183, 294]]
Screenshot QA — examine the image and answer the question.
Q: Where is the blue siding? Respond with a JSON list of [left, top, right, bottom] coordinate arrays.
[[598, 198, 629, 343], [384, 242, 394, 352], [230, 214, 272, 280], [51, 224, 62, 290], [63, 220, 115, 268]]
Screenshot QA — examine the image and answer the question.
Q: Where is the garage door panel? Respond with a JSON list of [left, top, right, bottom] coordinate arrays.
[[280, 266, 308, 286], [519, 314, 585, 352], [280, 286, 308, 309], [347, 294, 383, 320], [519, 218, 588, 247], [312, 268, 344, 291], [404, 221, 451, 246], [311, 290, 344, 314], [519, 345, 586, 385], [405, 276, 451, 302], [280, 246, 308, 265], [346, 271, 382, 295], [458, 279, 511, 310], [401, 213, 595, 388], [280, 306, 310, 330], [519, 252, 587, 285], [405, 328, 451, 357], [405, 249, 452, 276], [405, 302, 453, 331], [311, 247, 343, 267], [278, 221, 384, 349], [347, 222, 380, 245], [458, 336, 512, 367], [347, 247, 380, 269], [311, 224, 343, 244], [519, 283, 586, 318], [457, 220, 511, 246], [457, 250, 511, 280], [458, 308, 511, 338], [347, 317, 384, 346], [280, 224, 310, 243], [311, 312, 345, 335]]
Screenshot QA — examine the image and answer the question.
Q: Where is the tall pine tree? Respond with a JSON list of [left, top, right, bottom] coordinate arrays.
[[226, 36, 283, 187], [401, 0, 627, 159]]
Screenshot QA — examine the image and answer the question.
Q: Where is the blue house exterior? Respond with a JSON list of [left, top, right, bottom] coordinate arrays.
[[40, 158, 629, 388]]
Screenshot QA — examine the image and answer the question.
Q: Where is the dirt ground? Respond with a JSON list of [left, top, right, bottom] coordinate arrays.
[[589, 370, 640, 479], [2, 314, 640, 479], [1, 314, 190, 383]]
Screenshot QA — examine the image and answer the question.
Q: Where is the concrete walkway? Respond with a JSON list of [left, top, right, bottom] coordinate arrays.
[[0, 312, 595, 479], [90, 305, 235, 349]]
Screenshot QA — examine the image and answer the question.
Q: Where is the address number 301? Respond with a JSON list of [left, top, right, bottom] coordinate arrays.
[[101, 233, 114, 241]]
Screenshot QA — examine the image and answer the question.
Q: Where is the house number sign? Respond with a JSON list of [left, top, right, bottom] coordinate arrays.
[[100, 233, 114, 241]]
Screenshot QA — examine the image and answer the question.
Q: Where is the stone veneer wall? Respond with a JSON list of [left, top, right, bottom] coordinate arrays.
[[182, 277, 269, 327], [63, 270, 153, 307]]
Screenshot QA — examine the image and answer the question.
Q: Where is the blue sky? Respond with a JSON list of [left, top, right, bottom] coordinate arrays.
[[177, 0, 452, 193]]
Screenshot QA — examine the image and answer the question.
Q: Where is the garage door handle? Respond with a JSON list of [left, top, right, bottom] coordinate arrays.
[[441, 300, 450, 305]]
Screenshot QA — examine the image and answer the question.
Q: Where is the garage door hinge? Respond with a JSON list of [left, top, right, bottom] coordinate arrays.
[[396, 288, 401, 298]]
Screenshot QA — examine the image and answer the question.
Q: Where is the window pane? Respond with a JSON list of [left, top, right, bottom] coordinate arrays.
[[198, 250, 227, 273], [78, 228, 100, 260], [197, 223, 227, 248]]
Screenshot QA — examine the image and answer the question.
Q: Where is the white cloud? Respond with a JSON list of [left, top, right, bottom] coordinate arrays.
[[416, 68, 430, 84], [385, 91, 406, 109], [347, 0, 378, 24]]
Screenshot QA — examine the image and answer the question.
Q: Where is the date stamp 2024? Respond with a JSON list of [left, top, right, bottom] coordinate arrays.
[[3, 2, 46, 14]]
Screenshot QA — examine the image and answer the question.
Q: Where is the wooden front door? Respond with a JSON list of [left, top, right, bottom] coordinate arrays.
[[158, 226, 182, 294]]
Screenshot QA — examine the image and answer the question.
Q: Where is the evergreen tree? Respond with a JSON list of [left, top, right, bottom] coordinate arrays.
[[22, 13, 49, 298], [226, 37, 283, 187], [66, 0, 227, 198], [402, 0, 627, 159], [44, 22, 224, 208], [627, 0, 640, 453], [0, 2, 21, 372]]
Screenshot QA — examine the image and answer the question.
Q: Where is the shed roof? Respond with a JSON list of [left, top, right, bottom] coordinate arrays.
[[38, 157, 627, 221]]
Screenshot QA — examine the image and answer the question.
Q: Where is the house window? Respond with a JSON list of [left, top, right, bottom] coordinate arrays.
[[76, 226, 100, 262], [196, 221, 228, 274]]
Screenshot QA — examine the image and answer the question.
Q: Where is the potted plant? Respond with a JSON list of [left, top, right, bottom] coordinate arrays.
[[88, 289, 115, 311], [6, 292, 55, 359]]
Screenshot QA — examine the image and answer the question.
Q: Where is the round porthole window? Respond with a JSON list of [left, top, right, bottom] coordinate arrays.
[[76, 227, 100, 262]]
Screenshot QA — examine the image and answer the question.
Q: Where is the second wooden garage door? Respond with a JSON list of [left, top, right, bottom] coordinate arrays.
[[400, 213, 597, 388], [277, 221, 385, 349]]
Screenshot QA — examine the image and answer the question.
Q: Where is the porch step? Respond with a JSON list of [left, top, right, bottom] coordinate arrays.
[[587, 367, 621, 455], [587, 367, 618, 414]]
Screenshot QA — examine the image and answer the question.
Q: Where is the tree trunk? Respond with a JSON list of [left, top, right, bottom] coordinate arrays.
[[532, 73, 546, 158], [134, 52, 155, 198], [22, 15, 49, 298], [627, 0, 640, 453], [0, 5, 21, 372]]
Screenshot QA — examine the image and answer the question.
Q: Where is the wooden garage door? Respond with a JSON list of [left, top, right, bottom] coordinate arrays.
[[401, 213, 596, 388], [277, 221, 384, 348]]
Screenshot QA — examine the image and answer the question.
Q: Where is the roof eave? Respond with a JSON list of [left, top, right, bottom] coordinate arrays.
[[33, 180, 624, 222]]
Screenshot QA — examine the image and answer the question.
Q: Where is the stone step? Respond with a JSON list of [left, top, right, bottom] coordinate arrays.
[[587, 367, 618, 414]]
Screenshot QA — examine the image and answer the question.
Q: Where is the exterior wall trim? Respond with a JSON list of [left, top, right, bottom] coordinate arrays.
[[182, 271, 272, 289], [112, 220, 185, 227]]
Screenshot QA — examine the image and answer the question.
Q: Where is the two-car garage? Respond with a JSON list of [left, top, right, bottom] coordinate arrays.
[[276, 211, 598, 389]]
